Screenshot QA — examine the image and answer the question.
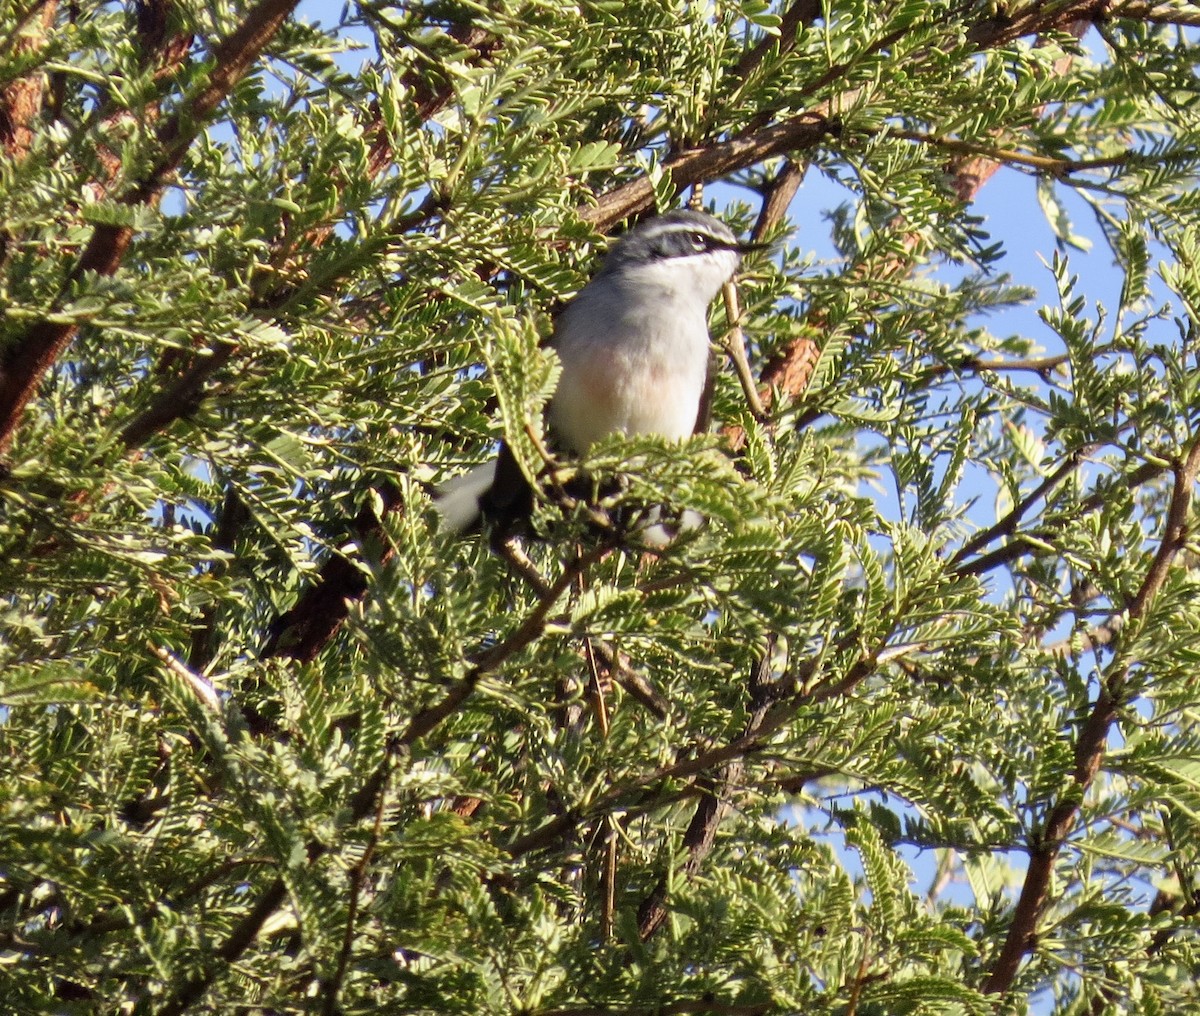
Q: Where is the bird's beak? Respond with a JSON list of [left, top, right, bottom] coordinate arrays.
[[734, 240, 771, 254]]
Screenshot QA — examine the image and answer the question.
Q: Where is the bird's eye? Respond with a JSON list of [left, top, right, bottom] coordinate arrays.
[[688, 232, 709, 252]]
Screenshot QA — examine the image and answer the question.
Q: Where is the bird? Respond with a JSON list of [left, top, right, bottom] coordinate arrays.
[[436, 208, 761, 536]]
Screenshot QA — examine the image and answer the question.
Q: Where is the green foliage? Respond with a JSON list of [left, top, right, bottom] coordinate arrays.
[[3, 0, 1200, 1014]]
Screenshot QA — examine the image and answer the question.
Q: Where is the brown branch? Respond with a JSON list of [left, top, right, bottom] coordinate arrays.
[[894, 129, 1148, 177], [954, 460, 1170, 579], [402, 542, 608, 743], [322, 762, 389, 1016], [79, 2, 197, 192], [599, 815, 617, 940], [263, 481, 404, 661], [953, 534, 1049, 579], [0, 0, 300, 454], [366, 23, 501, 179], [981, 688, 1119, 995], [721, 159, 810, 449], [983, 433, 1200, 996], [582, 111, 835, 230], [118, 341, 239, 449], [951, 448, 1088, 568], [148, 643, 220, 713], [1046, 614, 1124, 657], [948, 354, 1071, 377], [150, 0, 298, 179], [752, 158, 806, 242], [637, 647, 778, 940], [965, 1, 1110, 48], [733, 0, 824, 79], [0, 221, 134, 453], [721, 280, 768, 422], [156, 877, 290, 1016], [1125, 439, 1200, 619], [505, 641, 878, 862], [1107, 0, 1200, 27]]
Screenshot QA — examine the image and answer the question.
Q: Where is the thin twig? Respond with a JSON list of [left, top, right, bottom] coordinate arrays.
[[721, 280, 768, 422], [1108, 0, 1200, 27], [734, 0, 823, 79], [600, 816, 617, 941], [496, 540, 668, 717], [148, 643, 221, 714], [584, 636, 610, 737], [950, 449, 1087, 568], [844, 926, 874, 1016], [323, 763, 390, 1016], [498, 536, 553, 596], [893, 128, 1158, 177], [588, 640, 670, 719], [402, 543, 608, 744]]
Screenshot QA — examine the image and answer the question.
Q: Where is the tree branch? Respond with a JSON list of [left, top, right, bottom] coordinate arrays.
[[118, 342, 239, 449], [983, 433, 1200, 995], [321, 762, 389, 1016], [505, 640, 878, 862], [893, 128, 1158, 177], [733, 0, 823, 80], [263, 481, 403, 661], [582, 112, 835, 230], [636, 646, 779, 940], [403, 542, 609, 743], [951, 449, 1088, 568], [156, 878, 290, 1016], [953, 460, 1169, 579], [1108, 0, 1200, 27]]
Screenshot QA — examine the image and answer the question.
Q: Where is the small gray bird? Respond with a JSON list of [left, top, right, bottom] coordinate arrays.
[[437, 209, 760, 534]]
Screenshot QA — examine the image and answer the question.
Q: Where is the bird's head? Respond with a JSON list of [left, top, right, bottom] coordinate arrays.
[[598, 209, 765, 304]]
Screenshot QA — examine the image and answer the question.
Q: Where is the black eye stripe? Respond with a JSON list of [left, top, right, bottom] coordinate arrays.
[[638, 226, 739, 261], [665, 232, 725, 256]]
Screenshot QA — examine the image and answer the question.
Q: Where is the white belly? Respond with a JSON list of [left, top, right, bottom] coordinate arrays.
[[548, 304, 710, 453]]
